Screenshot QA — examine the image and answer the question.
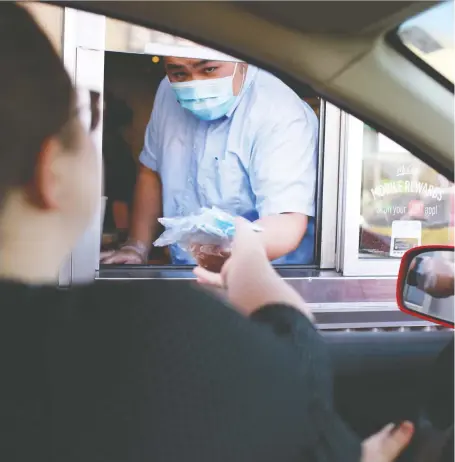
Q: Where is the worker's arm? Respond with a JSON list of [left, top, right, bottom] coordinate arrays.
[[101, 166, 162, 264], [101, 84, 164, 265], [129, 165, 162, 250], [112, 201, 130, 231], [250, 99, 318, 261], [255, 213, 308, 261]]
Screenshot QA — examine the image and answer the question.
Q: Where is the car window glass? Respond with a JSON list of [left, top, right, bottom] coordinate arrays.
[[397, 1, 454, 84]]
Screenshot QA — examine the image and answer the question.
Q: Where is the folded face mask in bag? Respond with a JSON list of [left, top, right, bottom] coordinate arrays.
[[153, 207, 262, 271]]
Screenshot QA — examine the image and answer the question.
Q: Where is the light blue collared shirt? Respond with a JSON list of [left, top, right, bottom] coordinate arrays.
[[139, 66, 318, 265]]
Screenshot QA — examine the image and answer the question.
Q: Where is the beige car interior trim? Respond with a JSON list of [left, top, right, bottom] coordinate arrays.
[[237, 1, 435, 36], [329, 38, 454, 171], [58, 1, 454, 173]]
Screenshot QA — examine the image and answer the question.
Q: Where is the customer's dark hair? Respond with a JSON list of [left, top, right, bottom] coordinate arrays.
[[0, 4, 75, 203]]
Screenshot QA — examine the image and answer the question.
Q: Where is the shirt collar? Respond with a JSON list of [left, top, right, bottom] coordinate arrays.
[[225, 65, 258, 119]]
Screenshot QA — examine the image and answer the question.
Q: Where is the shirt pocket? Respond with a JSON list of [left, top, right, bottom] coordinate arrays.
[[213, 151, 251, 212]]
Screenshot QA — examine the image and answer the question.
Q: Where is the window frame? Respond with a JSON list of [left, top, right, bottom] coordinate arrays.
[[97, 28, 339, 278], [338, 114, 402, 276], [96, 92, 334, 276], [339, 113, 454, 277], [59, 8, 106, 286], [319, 102, 342, 269]]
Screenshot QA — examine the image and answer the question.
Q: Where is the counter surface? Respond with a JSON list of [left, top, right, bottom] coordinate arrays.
[[94, 269, 433, 329]]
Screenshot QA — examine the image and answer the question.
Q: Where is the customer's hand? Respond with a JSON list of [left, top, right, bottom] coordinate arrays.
[[361, 421, 414, 462], [194, 218, 312, 319]]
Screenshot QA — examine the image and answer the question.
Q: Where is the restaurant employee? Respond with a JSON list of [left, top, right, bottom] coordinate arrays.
[[102, 47, 318, 266]]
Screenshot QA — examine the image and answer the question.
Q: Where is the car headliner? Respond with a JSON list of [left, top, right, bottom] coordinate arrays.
[[236, 1, 433, 35], [58, 1, 436, 36]]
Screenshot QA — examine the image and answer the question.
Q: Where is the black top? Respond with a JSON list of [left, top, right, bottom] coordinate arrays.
[[0, 280, 361, 461]]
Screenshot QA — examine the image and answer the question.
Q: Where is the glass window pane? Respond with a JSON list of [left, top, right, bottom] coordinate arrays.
[[23, 3, 63, 56], [397, 1, 454, 83], [360, 125, 454, 259]]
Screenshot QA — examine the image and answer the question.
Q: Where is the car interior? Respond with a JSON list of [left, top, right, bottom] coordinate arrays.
[[29, 1, 454, 459]]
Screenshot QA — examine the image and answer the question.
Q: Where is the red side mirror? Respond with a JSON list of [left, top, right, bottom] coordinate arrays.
[[397, 245, 454, 328]]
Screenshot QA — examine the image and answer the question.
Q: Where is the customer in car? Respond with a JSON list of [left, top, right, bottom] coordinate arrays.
[[101, 50, 318, 268], [0, 4, 412, 462]]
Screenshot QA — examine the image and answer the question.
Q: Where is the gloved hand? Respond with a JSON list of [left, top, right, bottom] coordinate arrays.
[[100, 240, 148, 265]]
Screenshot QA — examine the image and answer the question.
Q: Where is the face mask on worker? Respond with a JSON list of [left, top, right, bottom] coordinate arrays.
[[170, 63, 242, 121]]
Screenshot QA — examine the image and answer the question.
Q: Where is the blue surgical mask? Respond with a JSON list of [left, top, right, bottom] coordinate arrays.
[[170, 63, 240, 121]]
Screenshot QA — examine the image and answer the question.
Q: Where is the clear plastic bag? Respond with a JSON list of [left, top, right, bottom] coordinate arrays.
[[154, 207, 261, 270]]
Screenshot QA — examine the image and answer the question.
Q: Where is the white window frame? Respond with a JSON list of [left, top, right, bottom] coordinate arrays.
[[339, 114, 401, 276], [58, 8, 105, 286], [319, 102, 342, 269]]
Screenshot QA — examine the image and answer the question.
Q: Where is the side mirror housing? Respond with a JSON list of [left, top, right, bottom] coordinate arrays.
[[397, 245, 454, 328]]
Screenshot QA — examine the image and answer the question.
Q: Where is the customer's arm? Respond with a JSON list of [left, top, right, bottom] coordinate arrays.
[[194, 218, 314, 320], [193, 219, 413, 461], [169, 221, 360, 459], [126, 281, 361, 462], [54, 279, 411, 462]]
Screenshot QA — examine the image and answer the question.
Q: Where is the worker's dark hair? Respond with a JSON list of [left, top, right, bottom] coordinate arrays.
[[0, 4, 75, 205]]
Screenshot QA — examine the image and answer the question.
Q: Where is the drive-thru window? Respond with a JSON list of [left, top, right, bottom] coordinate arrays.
[[28, 4, 454, 329]]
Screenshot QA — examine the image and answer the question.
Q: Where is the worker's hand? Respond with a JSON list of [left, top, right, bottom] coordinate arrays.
[[361, 421, 414, 462], [194, 218, 312, 319], [100, 240, 148, 265], [100, 249, 144, 264]]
